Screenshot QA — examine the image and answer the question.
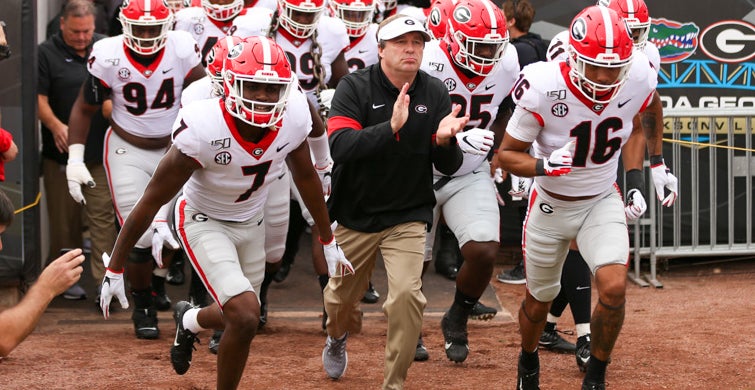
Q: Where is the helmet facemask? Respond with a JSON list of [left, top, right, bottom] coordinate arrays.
[[120, 13, 174, 55], [201, 0, 245, 21], [277, 0, 325, 39], [330, 0, 375, 38]]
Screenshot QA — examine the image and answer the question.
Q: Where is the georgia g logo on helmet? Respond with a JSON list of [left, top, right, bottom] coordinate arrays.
[[571, 17, 587, 41], [453, 5, 471, 23], [227, 43, 244, 59]]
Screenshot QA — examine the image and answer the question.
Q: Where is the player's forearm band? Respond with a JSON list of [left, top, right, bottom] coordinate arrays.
[[649, 155, 664, 167], [535, 159, 546, 176], [625, 169, 644, 195], [308, 132, 331, 167]]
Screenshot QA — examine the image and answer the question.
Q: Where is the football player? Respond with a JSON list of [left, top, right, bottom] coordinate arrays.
[[497, 6, 677, 389], [66, 0, 205, 339], [541, 0, 670, 372], [98, 36, 353, 389], [419, 0, 519, 363]]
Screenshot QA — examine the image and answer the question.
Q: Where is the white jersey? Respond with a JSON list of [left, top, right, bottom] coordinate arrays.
[[421, 40, 519, 176], [172, 89, 312, 221], [181, 75, 216, 106], [344, 24, 379, 73], [507, 60, 657, 197], [548, 29, 660, 76], [88, 31, 201, 138]]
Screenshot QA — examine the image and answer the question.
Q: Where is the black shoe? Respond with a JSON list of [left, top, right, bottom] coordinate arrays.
[[273, 262, 291, 283], [540, 327, 576, 353], [361, 282, 380, 304], [154, 292, 172, 312], [167, 258, 185, 286], [576, 334, 591, 372], [497, 262, 526, 284], [517, 353, 540, 390], [434, 224, 462, 281], [469, 302, 497, 321], [132, 307, 159, 340], [170, 301, 200, 375], [208, 330, 223, 355], [582, 380, 606, 390], [441, 312, 469, 363], [414, 335, 429, 361], [258, 300, 267, 330]]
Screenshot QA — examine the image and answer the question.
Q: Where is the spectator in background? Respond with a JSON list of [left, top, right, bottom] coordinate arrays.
[[46, 0, 112, 39], [0, 190, 86, 358], [38, 0, 116, 302], [0, 127, 18, 181]]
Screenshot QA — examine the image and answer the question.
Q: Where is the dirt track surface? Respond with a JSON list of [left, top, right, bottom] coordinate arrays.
[[1, 256, 753, 389]]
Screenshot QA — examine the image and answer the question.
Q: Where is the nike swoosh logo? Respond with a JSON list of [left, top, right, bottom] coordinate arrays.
[[65, 58, 73, 62], [576, 286, 590, 290], [162, 68, 173, 74], [372, 103, 385, 109], [358, 49, 368, 53], [445, 342, 453, 350], [461, 136, 478, 151], [471, 170, 482, 174], [618, 99, 631, 108], [276, 142, 290, 152], [484, 84, 495, 90]]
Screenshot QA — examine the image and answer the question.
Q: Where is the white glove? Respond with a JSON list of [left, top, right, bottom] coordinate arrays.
[[509, 174, 533, 200], [624, 189, 647, 221], [543, 140, 575, 176], [66, 144, 95, 205], [319, 88, 336, 111], [650, 159, 678, 207], [151, 220, 179, 268], [322, 236, 354, 277], [100, 253, 129, 319], [456, 128, 494, 156], [315, 159, 333, 197]]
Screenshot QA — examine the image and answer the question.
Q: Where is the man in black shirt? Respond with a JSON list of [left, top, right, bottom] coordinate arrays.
[[37, 0, 116, 302], [321, 14, 468, 389]]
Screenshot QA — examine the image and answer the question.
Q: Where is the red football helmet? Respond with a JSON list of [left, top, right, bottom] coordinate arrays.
[[223, 37, 295, 128], [277, 0, 326, 39], [598, 0, 651, 49], [568, 5, 634, 104], [119, 0, 174, 55], [206, 35, 244, 96], [202, 0, 245, 21], [447, 0, 509, 76], [329, 0, 375, 38], [425, 0, 457, 40]]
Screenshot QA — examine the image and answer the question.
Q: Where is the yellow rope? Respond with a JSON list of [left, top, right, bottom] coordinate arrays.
[[14, 192, 41, 214], [663, 137, 755, 153]]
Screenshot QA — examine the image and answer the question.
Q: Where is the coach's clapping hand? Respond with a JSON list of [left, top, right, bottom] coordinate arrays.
[[436, 104, 469, 146]]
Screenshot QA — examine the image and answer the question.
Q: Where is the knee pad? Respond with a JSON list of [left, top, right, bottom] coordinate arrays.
[[128, 247, 154, 264]]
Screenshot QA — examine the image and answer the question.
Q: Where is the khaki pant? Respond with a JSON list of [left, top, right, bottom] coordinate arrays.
[[323, 221, 427, 390], [42, 159, 116, 284]]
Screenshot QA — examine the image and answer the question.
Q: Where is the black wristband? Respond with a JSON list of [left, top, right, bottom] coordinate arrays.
[[625, 169, 644, 196], [649, 155, 664, 167], [535, 158, 545, 176]]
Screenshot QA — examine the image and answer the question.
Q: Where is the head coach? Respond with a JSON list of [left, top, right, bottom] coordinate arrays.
[[320, 13, 470, 390]]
